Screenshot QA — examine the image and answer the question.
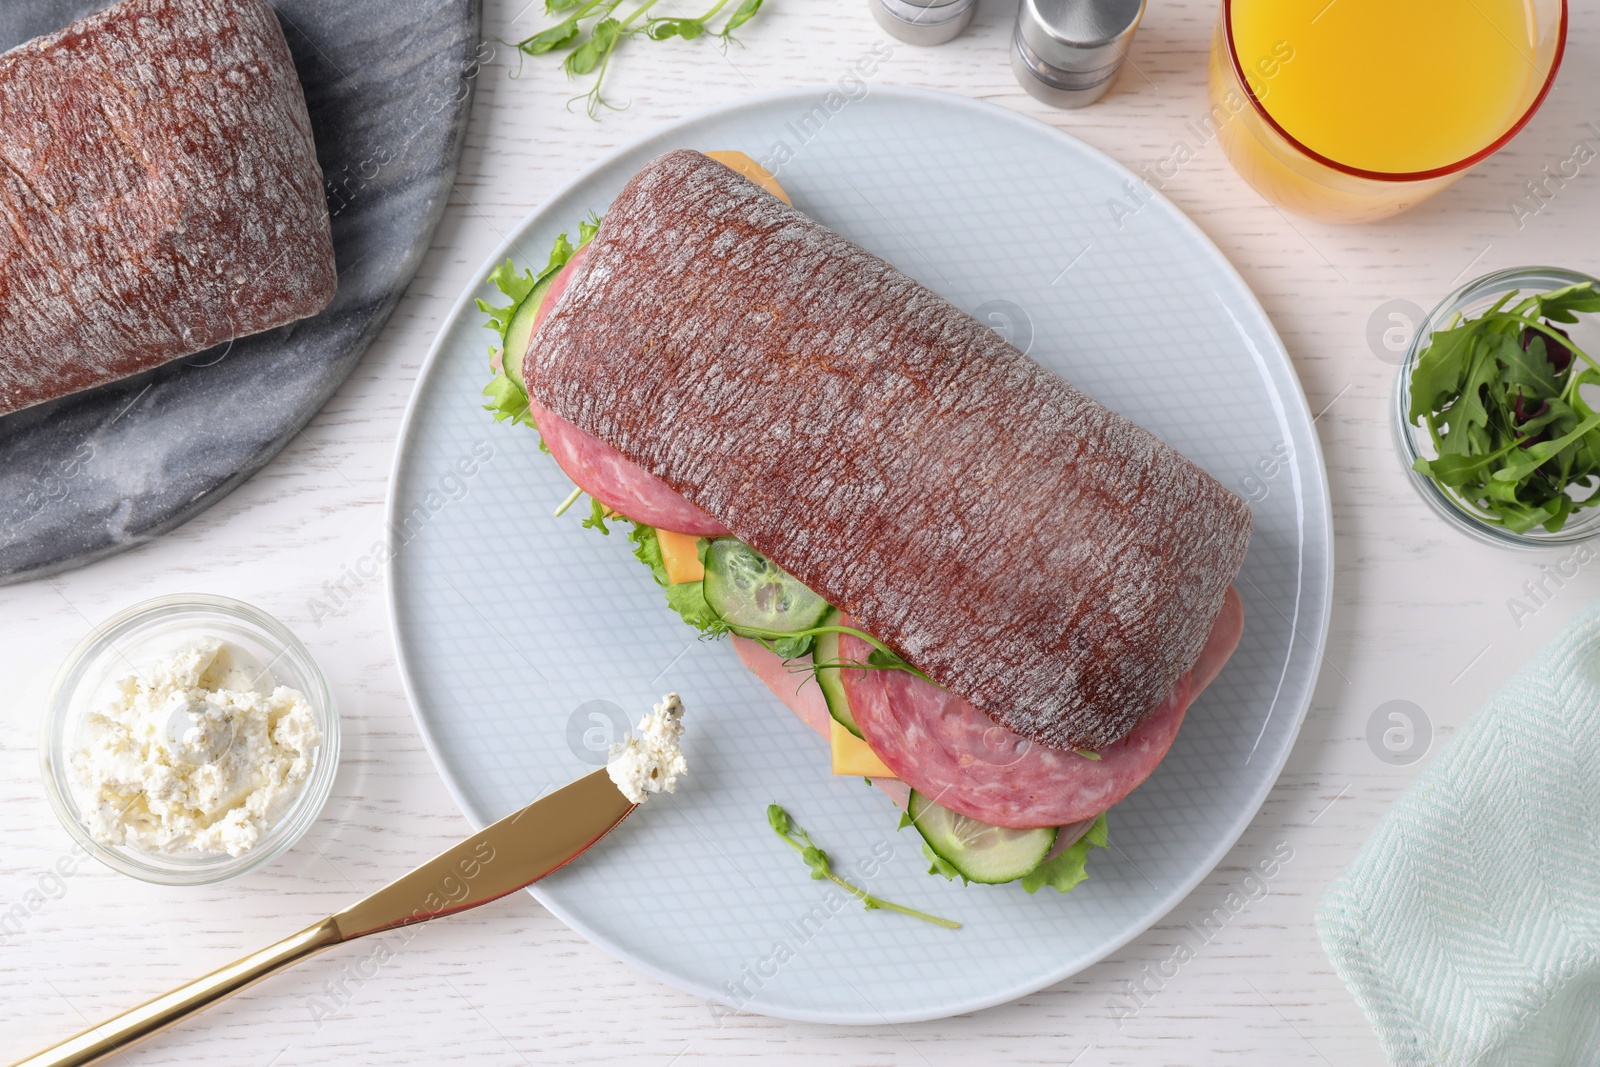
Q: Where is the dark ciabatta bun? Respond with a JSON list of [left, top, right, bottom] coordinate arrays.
[[528, 150, 1252, 750], [0, 0, 336, 416]]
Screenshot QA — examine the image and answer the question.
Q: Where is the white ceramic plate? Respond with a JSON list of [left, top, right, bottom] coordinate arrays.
[[387, 87, 1332, 1024]]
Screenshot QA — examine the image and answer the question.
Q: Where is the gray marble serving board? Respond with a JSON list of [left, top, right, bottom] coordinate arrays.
[[0, 0, 481, 584]]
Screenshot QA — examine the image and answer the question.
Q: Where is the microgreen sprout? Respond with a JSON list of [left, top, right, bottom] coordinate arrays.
[[767, 804, 960, 929], [512, 0, 766, 119]]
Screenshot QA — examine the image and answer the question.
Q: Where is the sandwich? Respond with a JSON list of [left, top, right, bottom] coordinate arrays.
[[481, 149, 1251, 892], [0, 0, 336, 417]]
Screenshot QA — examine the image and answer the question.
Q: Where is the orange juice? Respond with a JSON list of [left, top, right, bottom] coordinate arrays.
[[1212, 0, 1564, 222], [1229, 0, 1536, 174]]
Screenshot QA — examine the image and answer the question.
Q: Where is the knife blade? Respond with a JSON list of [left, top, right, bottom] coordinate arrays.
[[11, 768, 637, 1067], [334, 766, 635, 938]]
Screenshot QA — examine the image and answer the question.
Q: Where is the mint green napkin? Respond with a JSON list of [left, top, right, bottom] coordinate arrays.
[[1318, 608, 1600, 1066]]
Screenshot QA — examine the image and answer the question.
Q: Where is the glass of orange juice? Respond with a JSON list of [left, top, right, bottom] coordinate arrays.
[[1211, 0, 1567, 222]]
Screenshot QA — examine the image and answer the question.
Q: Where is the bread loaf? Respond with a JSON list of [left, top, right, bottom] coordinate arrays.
[[528, 150, 1253, 750], [0, 0, 336, 416]]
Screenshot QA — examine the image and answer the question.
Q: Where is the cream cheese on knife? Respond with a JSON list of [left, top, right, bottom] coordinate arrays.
[[607, 693, 687, 804]]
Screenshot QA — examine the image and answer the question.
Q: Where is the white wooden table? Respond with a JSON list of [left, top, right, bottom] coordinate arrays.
[[5, 1, 1598, 1062]]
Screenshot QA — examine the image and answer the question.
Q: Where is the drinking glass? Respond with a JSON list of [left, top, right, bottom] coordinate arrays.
[[1209, 0, 1567, 223]]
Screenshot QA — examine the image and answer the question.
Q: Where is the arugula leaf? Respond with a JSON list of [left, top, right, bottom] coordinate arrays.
[[1021, 813, 1109, 894], [1407, 280, 1600, 533], [1534, 282, 1600, 324], [1501, 333, 1562, 399], [1407, 318, 1476, 425], [1432, 334, 1496, 458], [628, 523, 729, 636], [1492, 410, 1600, 483]]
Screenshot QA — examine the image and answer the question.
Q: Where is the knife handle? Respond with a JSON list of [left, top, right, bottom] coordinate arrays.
[[9, 917, 344, 1067]]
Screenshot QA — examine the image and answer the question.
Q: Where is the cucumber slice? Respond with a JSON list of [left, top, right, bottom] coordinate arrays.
[[812, 610, 861, 737], [907, 791, 1057, 885], [702, 539, 830, 633], [501, 272, 555, 394]]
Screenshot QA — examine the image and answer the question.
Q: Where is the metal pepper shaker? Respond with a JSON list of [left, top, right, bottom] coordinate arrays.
[[867, 0, 976, 47], [1011, 0, 1147, 108]]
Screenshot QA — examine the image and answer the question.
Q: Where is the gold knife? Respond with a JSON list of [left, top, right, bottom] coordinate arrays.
[[11, 768, 636, 1067]]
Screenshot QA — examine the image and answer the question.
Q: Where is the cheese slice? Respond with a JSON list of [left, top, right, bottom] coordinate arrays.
[[657, 528, 705, 585], [705, 150, 791, 204], [831, 720, 896, 777]]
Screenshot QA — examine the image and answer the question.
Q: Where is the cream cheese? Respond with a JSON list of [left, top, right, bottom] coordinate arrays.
[[70, 638, 320, 857], [606, 692, 688, 804]]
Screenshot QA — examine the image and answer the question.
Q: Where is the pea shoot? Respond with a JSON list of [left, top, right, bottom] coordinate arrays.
[[513, 0, 765, 119], [767, 805, 960, 929]]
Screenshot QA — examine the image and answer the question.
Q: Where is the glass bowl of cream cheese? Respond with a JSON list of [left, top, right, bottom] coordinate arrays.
[[41, 593, 340, 885]]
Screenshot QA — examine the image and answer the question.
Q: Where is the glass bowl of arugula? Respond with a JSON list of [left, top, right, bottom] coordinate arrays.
[[1396, 267, 1600, 548]]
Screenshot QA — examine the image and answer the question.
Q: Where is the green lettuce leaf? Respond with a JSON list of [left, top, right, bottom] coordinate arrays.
[[921, 841, 967, 885], [1021, 812, 1109, 894], [581, 497, 612, 535], [483, 370, 536, 429], [479, 214, 605, 424], [627, 523, 728, 636], [476, 259, 540, 340], [477, 215, 602, 343]]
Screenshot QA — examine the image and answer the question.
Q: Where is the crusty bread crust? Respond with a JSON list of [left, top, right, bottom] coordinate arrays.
[[0, 0, 336, 416], [529, 150, 1252, 749]]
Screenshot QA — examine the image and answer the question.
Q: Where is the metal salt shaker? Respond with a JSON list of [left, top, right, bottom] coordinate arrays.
[[1011, 0, 1147, 108], [866, 0, 976, 47]]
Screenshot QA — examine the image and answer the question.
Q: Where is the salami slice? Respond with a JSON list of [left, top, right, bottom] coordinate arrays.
[[523, 248, 728, 536], [732, 636, 1107, 831], [840, 587, 1245, 828], [528, 397, 729, 535]]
